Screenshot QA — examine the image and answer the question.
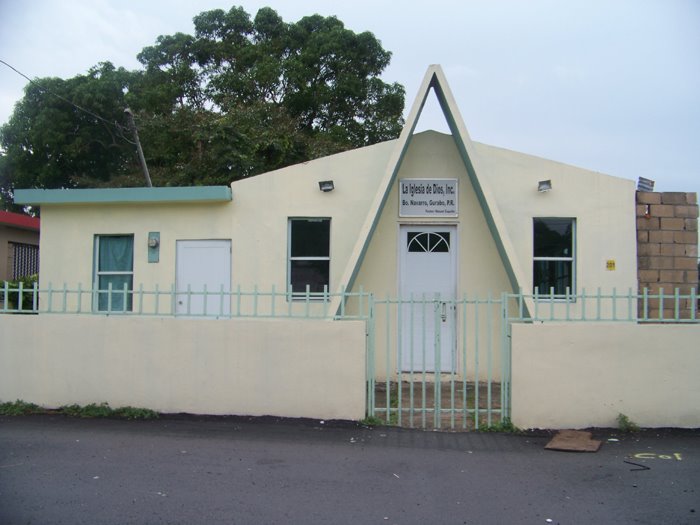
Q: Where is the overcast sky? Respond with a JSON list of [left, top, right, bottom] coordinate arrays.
[[0, 0, 698, 198]]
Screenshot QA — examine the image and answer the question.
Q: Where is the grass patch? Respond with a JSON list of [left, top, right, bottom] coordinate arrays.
[[61, 402, 114, 418], [113, 406, 159, 420], [0, 399, 158, 420], [59, 402, 158, 420], [0, 399, 43, 416], [479, 418, 520, 433], [617, 413, 640, 433], [360, 415, 385, 427]]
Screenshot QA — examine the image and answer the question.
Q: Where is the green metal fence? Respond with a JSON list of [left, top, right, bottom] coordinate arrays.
[[507, 287, 699, 324], [4, 282, 695, 321], [0, 281, 372, 320]]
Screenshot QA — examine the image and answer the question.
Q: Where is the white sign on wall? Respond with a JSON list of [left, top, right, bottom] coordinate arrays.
[[399, 179, 458, 217]]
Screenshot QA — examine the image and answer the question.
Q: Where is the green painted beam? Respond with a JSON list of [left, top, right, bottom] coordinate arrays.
[[432, 78, 523, 298], [342, 80, 432, 297], [14, 186, 232, 205]]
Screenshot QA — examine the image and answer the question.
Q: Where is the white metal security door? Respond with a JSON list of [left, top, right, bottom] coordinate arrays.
[[176, 240, 231, 316], [399, 225, 457, 372]]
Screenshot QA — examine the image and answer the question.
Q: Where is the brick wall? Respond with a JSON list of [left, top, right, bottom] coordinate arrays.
[[636, 191, 698, 319]]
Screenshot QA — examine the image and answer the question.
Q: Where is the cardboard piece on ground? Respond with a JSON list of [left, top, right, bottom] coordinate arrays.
[[545, 430, 602, 452]]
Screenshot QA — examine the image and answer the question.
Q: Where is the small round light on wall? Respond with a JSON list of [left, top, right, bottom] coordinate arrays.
[[318, 180, 335, 192], [537, 180, 552, 193]]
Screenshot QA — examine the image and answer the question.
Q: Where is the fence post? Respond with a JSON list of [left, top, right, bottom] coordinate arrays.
[[366, 291, 375, 418], [1, 281, 8, 313], [486, 292, 493, 426], [433, 292, 441, 429], [473, 294, 480, 429], [500, 291, 510, 422], [18, 280, 24, 311]]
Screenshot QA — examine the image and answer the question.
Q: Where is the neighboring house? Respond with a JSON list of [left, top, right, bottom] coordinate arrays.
[[15, 65, 639, 324], [0, 210, 40, 282]]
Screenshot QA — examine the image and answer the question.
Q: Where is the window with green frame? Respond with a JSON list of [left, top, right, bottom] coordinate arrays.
[[533, 218, 575, 296], [94, 235, 134, 311], [288, 218, 330, 296]]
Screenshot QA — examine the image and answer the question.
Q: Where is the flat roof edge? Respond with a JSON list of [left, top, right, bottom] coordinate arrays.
[[14, 186, 233, 205]]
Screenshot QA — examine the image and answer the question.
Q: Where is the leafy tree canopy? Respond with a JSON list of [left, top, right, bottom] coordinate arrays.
[[0, 6, 405, 205]]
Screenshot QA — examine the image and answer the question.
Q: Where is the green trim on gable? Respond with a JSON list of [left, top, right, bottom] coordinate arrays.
[[14, 186, 232, 205], [343, 138, 412, 296], [431, 78, 522, 294], [341, 76, 434, 298], [338, 66, 531, 318]]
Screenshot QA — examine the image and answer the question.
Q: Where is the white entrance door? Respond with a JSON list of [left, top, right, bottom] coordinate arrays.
[[399, 225, 457, 372], [176, 240, 231, 316]]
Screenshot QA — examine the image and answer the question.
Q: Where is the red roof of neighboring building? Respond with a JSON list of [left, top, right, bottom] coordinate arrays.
[[0, 210, 40, 231]]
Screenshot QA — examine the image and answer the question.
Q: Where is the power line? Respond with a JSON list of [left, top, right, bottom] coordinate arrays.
[[0, 59, 135, 145]]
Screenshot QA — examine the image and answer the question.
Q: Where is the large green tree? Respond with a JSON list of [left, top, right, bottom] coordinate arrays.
[[1, 62, 137, 194], [0, 6, 404, 200]]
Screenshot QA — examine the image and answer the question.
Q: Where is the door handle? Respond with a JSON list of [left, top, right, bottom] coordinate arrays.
[[441, 302, 447, 322]]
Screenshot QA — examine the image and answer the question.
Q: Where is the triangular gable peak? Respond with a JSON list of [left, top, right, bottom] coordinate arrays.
[[333, 64, 533, 316]]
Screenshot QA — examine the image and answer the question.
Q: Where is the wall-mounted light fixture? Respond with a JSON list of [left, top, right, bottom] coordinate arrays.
[[318, 180, 335, 192], [637, 177, 655, 192], [537, 179, 552, 193]]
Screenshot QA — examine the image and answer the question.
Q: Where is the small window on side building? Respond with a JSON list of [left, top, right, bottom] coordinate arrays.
[[288, 218, 330, 296], [533, 218, 575, 296], [94, 234, 134, 312]]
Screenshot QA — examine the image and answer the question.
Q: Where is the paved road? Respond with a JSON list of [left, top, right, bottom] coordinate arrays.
[[0, 415, 698, 524]]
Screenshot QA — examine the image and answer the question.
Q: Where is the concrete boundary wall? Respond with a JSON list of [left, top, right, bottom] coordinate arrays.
[[511, 323, 700, 429], [0, 315, 366, 421]]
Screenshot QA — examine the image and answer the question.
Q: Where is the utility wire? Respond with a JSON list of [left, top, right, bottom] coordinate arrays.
[[0, 59, 135, 145]]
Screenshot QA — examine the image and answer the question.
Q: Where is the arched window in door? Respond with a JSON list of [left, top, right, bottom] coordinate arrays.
[[407, 232, 451, 253]]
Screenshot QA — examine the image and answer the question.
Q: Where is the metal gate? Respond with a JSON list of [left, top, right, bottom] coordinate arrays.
[[366, 293, 511, 431]]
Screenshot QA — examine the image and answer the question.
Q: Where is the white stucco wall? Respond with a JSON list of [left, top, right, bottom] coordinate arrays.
[[228, 140, 395, 292], [0, 315, 366, 420], [511, 322, 700, 429], [475, 142, 638, 295], [38, 202, 233, 291]]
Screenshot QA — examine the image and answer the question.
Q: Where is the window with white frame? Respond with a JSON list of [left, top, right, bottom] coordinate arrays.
[[288, 218, 330, 296], [533, 218, 575, 295], [94, 235, 134, 311]]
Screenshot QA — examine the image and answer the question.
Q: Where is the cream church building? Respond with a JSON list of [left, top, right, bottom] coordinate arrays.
[[16, 65, 636, 318]]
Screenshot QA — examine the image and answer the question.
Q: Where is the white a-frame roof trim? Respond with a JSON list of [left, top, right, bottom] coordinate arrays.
[[333, 64, 532, 315]]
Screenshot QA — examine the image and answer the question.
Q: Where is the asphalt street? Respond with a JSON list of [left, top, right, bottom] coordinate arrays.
[[0, 415, 698, 525]]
